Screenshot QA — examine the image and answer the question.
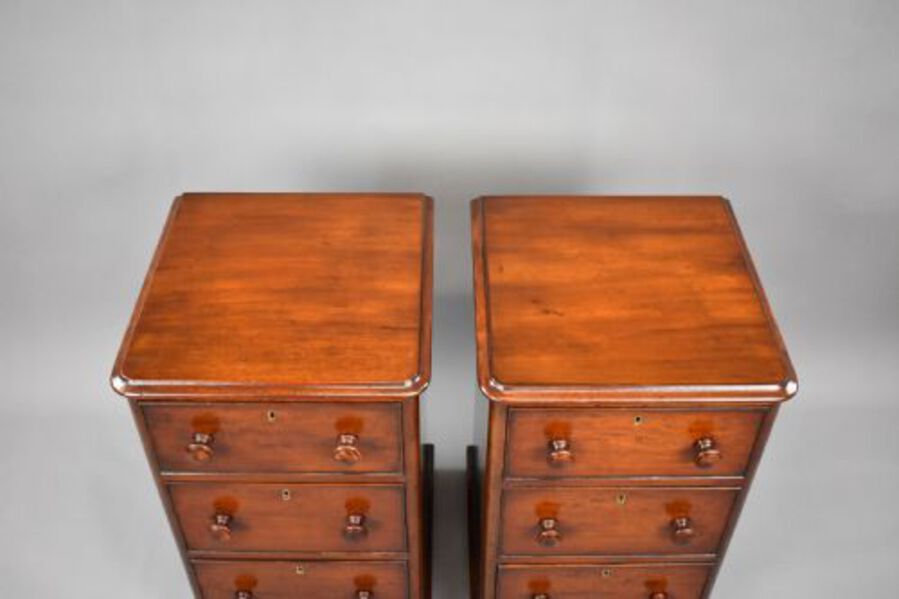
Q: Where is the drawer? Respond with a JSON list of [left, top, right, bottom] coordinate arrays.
[[506, 408, 765, 479], [497, 562, 712, 599], [170, 483, 407, 553], [500, 487, 737, 557], [144, 403, 403, 474], [193, 559, 408, 598]]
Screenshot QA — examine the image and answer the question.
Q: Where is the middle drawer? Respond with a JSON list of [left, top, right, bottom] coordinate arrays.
[[144, 403, 403, 475], [500, 486, 738, 557], [170, 482, 407, 553]]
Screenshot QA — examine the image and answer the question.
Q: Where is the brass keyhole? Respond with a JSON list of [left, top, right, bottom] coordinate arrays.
[[601, 568, 612, 578], [281, 489, 291, 501], [267, 410, 277, 422], [616, 492, 628, 505], [633, 415, 643, 426], [295, 564, 306, 575]]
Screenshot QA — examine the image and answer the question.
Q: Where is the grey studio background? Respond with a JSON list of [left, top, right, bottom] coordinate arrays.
[[1, 1, 898, 597]]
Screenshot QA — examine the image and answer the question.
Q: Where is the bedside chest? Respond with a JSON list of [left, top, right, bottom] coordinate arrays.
[[468, 196, 797, 599], [112, 193, 433, 599]]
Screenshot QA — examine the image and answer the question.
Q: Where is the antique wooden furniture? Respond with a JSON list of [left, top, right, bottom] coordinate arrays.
[[112, 193, 433, 599], [468, 196, 797, 599]]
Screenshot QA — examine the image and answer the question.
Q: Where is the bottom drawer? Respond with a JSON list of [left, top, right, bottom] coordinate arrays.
[[497, 563, 712, 599], [193, 559, 408, 598]]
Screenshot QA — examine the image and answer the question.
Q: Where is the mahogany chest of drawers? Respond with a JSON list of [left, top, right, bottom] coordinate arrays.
[[468, 196, 797, 599], [112, 193, 433, 598]]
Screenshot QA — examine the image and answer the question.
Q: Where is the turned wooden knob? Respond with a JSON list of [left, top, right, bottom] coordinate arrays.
[[536, 517, 562, 547], [671, 516, 695, 544], [649, 593, 669, 599], [187, 432, 215, 462], [334, 433, 362, 464], [234, 592, 253, 599], [209, 513, 233, 541], [344, 513, 368, 538], [694, 437, 722, 467], [356, 591, 374, 599], [547, 438, 574, 465]]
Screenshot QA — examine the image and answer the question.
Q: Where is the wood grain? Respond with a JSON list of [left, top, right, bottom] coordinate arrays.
[[471, 196, 797, 403], [505, 408, 765, 479], [193, 559, 408, 598], [144, 402, 402, 475], [469, 196, 796, 598], [497, 562, 712, 599], [170, 482, 407, 554], [114, 193, 432, 598], [500, 487, 738, 557], [112, 193, 432, 399]]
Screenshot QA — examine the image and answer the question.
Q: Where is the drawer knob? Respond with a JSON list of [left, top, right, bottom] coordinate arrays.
[[334, 433, 362, 464], [356, 592, 374, 599], [234, 592, 253, 599], [187, 432, 215, 462], [650, 593, 669, 599], [671, 516, 695, 544], [344, 513, 368, 539], [209, 513, 233, 541], [536, 517, 562, 547], [694, 437, 722, 467], [533, 595, 550, 599], [547, 438, 574, 465]]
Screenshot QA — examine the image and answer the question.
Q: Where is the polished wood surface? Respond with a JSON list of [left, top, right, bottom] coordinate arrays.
[[112, 193, 433, 598], [113, 193, 432, 399], [472, 196, 797, 402], [505, 408, 764, 479], [500, 487, 737, 557], [193, 559, 408, 598], [497, 563, 712, 599], [170, 482, 407, 553], [145, 403, 402, 475], [469, 196, 797, 598]]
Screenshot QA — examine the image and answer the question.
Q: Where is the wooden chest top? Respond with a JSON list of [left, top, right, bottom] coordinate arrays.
[[472, 196, 796, 403], [112, 193, 432, 399]]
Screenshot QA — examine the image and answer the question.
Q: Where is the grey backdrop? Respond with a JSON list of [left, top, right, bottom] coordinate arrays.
[[2, 1, 898, 597]]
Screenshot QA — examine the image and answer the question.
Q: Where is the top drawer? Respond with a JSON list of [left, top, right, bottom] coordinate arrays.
[[144, 403, 403, 475], [505, 408, 765, 479]]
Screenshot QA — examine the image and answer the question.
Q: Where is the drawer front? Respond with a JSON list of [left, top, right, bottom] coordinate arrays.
[[506, 408, 765, 479], [144, 403, 403, 474], [501, 487, 737, 557], [497, 563, 711, 599], [193, 559, 408, 599], [170, 483, 407, 553]]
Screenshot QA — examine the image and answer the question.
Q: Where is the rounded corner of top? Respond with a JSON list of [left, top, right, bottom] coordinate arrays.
[[109, 369, 135, 397], [782, 377, 799, 400]]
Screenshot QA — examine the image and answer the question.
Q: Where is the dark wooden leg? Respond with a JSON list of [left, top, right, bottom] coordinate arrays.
[[422, 443, 434, 599], [466, 445, 481, 599]]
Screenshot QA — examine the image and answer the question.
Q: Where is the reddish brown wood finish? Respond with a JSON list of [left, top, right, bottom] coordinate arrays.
[[500, 487, 738, 557], [505, 409, 764, 479], [193, 559, 408, 598], [497, 563, 712, 599], [145, 403, 403, 475], [112, 193, 432, 598], [112, 193, 431, 399], [470, 196, 797, 599], [170, 482, 407, 553], [473, 196, 796, 403], [401, 395, 427, 598]]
